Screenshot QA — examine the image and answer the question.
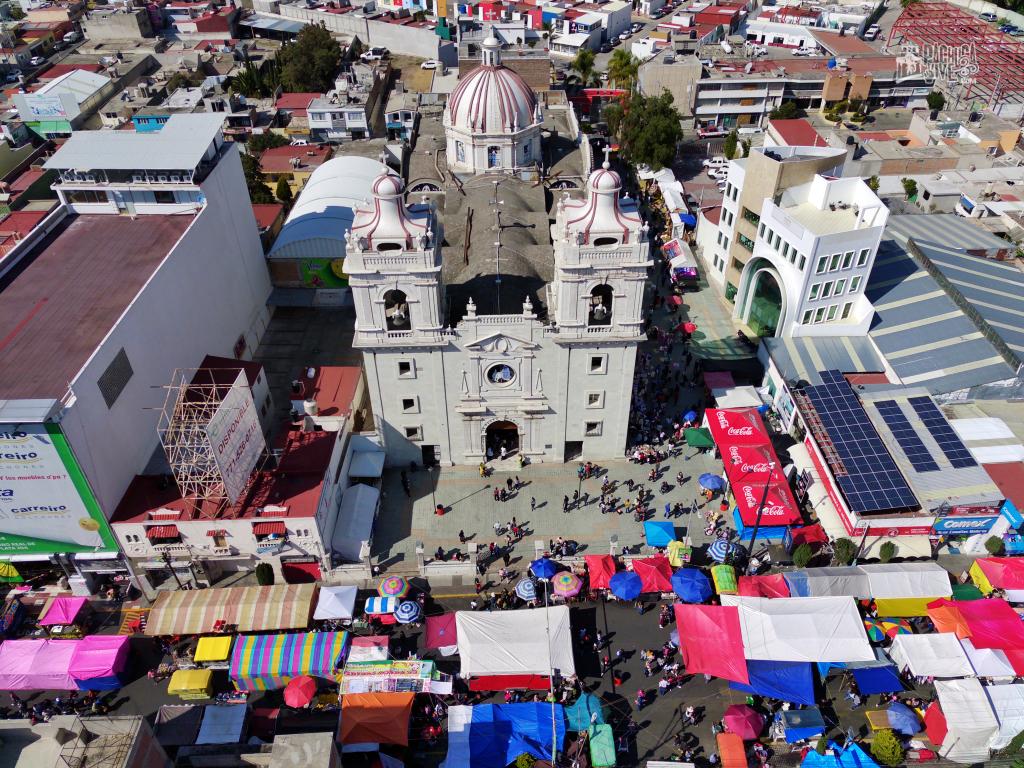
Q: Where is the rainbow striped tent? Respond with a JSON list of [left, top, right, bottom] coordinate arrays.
[[229, 631, 349, 691]]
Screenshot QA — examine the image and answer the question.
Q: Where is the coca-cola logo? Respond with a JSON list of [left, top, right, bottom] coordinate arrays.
[[762, 504, 786, 517], [728, 445, 741, 462], [741, 462, 771, 474], [742, 486, 757, 506], [728, 426, 754, 436], [716, 411, 730, 429]]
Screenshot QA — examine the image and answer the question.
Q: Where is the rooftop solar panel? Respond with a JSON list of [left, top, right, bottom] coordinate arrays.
[[873, 400, 940, 473], [803, 371, 918, 514], [908, 396, 978, 469]]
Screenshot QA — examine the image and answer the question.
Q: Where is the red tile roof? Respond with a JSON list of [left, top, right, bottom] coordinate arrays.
[[259, 144, 331, 174], [750, 55, 897, 75], [809, 28, 877, 55], [146, 525, 180, 539], [293, 366, 361, 418], [36, 63, 104, 83], [251, 203, 284, 231], [984, 462, 1024, 511], [253, 521, 286, 536], [768, 118, 826, 147], [8, 168, 45, 194], [702, 206, 722, 225], [0, 209, 48, 238], [275, 92, 319, 115]]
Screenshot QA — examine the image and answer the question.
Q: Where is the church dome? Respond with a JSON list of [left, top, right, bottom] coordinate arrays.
[[372, 172, 403, 197], [589, 165, 622, 193], [446, 36, 538, 134]]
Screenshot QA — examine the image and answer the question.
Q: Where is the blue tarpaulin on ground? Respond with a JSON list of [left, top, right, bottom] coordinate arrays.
[[801, 742, 879, 768], [851, 665, 904, 695], [776, 708, 826, 743], [644, 521, 675, 548], [565, 693, 605, 731], [730, 660, 816, 705]]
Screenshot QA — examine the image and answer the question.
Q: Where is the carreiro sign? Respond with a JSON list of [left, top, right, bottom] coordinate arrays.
[[204, 371, 267, 503]]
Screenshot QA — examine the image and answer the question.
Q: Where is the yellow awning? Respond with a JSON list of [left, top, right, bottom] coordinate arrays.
[[167, 668, 213, 695], [874, 597, 935, 617], [969, 561, 994, 594], [194, 635, 233, 662]]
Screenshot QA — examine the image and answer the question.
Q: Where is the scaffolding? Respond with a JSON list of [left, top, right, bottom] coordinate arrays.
[[889, 2, 1024, 107], [58, 716, 140, 768]]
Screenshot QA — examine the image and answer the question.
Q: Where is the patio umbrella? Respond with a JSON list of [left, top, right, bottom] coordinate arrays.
[[699, 473, 724, 491], [863, 617, 886, 643], [378, 575, 410, 599], [0, 562, 22, 584], [723, 705, 764, 740], [886, 702, 920, 736], [515, 578, 537, 602], [609, 571, 643, 601], [879, 618, 913, 637], [644, 520, 675, 548], [683, 410, 698, 422], [394, 600, 422, 624], [707, 539, 732, 563], [283, 675, 317, 708], [671, 568, 712, 603], [552, 572, 583, 598], [530, 557, 558, 581]]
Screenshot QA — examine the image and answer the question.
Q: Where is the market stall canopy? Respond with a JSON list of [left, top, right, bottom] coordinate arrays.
[[584, 555, 617, 590], [441, 703, 566, 768], [566, 693, 605, 731], [777, 708, 826, 744], [196, 703, 248, 745], [0, 638, 77, 690], [145, 584, 317, 636], [456, 606, 575, 678], [230, 631, 349, 691], [155, 705, 203, 747], [783, 568, 871, 599], [927, 597, 1024, 650], [333, 483, 379, 562], [425, 614, 458, 650], [348, 446, 386, 478], [930, 678, 998, 764], [887, 634, 973, 678], [685, 428, 714, 449], [971, 557, 1024, 601], [850, 665, 903, 695], [39, 596, 88, 626], [721, 595, 874, 663], [67, 635, 130, 690], [167, 669, 212, 698], [705, 407, 769, 448], [674, 603, 748, 683], [644, 521, 675, 548], [714, 386, 763, 410], [349, 635, 389, 662], [340, 692, 415, 745], [730, 659, 816, 706], [985, 683, 1024, 751], [738, 574, 790, 598], [314, 585, 358, 621], [800, 742, 879, 768], [717, 732, 747, 768], [194, 636, 233, 664], [961, 638, 1016, 678], [671, 568, 713, 603], [588, 723, 616, 767], [631, 555, 673, 593]]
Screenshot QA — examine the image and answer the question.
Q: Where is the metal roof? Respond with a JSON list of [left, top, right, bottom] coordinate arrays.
[[886, 213, 1012, 257], [763, 336, 885, 386], [865, 236, 1015, 394], [44, 113, 226, 172], [240, 15, 305, 33]]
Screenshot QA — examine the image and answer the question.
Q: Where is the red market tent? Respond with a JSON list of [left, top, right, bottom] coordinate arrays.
[[339, 692, 415, 745], [705, 408, 769, 448], [584, 555, 617, 590], [924, 701, 947, 746], [632, 555, 672, 593], [927, 598, 1024, 650], [674, 603, 748, 683], [720, 444, 787, 485], [732, 480, 802, 526], [738, 574, 791, 598], [425, 614, 458, 650], [786, 525, 828, 551], [975, 558, 1024, 590]]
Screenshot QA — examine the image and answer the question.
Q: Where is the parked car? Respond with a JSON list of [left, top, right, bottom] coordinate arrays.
[[792, 47, 818, 56], [864, 24, 880, 40], [600, 42, 613, 53], [619, 31, 631, 41], [360, 47, 389, 62], [698, 125, 729, 139], [4, 71, 19, 83], [980, 11, 997, 21], [702, 155, 727, 168], [63, 30, 80, 43], [421, 59, 442, 70], [631, 22, 643, 32], [28, 56, 45, 67]]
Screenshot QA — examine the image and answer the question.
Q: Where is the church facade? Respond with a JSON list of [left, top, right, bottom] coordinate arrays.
[[346, 39, 651, 467]]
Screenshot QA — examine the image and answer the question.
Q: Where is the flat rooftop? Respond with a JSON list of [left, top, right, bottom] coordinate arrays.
[[0, 213, 194, 400], [783, 201, 857, 235]]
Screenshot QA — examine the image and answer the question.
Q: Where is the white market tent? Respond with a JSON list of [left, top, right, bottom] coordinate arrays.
[[961, 639, 1016, 679], [719, 595, 874, 662], [887, 634, 973, 678], [712, 386, 763, 410], [985, 683, 1024, 750], [313, 585, 358, 621], [858, 562, 952, 599], [933, 678, 998, 764], [787, 567, 872, 598], [456, 606, 576, 677]]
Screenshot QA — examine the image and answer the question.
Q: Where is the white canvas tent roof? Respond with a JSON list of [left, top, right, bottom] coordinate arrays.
[[331, 483, 379, 562], [349, 448, 385, 478], [985, 683, 1024, 750], [792, 567, 872, 598], [887, 634, 973, 678], [934, 678, 998, 764], [859, 562, 952, 599], [313, 585, 358, 621], [712, 386, 763, 409], [720, 595, 873, 662], [961, 638, 1015, 679], [456, 606, 575, 677]]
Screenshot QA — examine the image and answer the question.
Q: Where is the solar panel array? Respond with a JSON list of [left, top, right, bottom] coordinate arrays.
[[804, 371, 918, 514], [908, 396, 978, 468], [873, 400, 940, 473]]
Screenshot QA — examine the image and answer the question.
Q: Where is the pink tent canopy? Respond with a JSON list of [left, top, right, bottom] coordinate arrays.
[[939, 598, 1024, 650], [68, 636, 130, 684], [424, 614, 458, 650], [738, 574, 791, 598], [674, 603, 748, 684], [632, 555, 673, 593], [0, 639, 77, 690], [976, 558, 1024, 590], [39, 596, 88, 626], [584, 555, 617, 590]]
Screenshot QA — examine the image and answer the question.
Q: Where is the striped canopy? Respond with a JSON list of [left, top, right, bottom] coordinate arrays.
[[229, 631, 349, 691], [144, 584, 316, 636]]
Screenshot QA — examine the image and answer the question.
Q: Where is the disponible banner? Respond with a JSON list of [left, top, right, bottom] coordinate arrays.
[[0, 423, 117, 555], [204, 371, 266, 504]]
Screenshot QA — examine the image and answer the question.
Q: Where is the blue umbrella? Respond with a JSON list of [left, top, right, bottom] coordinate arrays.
[[886, 702, 920, 736], [394, 600, 421, 624], [515, 578, 537, 602], [530, 557, 558, 580], [699, 473, 724, 491], [684, 410, 698, 422], [645, 520, 675, 548], [671, 568, 713, 603], [707, 539, 732, 563], [609, 571, 643, 601]]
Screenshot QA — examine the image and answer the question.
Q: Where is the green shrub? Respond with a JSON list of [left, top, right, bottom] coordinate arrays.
[[833, 538, 856, 566], [986, 536, 1006, 556], [879, 541, 897, 563], [870, 729, 905, 767], [255, 562, 275, 585], [793, 543, 814, 569]]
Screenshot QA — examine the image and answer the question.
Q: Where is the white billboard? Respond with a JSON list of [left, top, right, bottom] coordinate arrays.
[[204, 371, 265, 503]]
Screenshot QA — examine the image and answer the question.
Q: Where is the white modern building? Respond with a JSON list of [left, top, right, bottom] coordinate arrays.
[[443, 35, 542, 175]]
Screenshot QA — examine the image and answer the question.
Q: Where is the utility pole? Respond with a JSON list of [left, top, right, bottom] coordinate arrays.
[[745, 461, 775, 574]]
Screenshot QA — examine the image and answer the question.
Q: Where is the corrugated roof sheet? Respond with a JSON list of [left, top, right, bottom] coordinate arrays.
[[763, 336, 884, 386], [886, 213, 1012, 257]]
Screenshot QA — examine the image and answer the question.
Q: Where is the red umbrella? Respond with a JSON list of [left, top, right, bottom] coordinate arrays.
[[283, 675, 318, 708], [723, 704, 764, 740], [683, 322, 698, 334]]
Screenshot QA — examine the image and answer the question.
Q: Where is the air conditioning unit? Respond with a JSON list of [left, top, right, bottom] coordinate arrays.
[[157, 175, 169, 182], [170, 175, 181, 183], [132, 174, 143, 183], [83, 174, 95, 182]]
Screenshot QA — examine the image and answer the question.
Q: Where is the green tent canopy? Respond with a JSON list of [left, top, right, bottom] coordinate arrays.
[[951, 582, 984, 601], [685, 428, 714, 449], [588, 723, 616, 767]]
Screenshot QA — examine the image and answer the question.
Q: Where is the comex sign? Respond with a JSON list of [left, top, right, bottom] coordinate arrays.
[[932, 516, 997, 536]]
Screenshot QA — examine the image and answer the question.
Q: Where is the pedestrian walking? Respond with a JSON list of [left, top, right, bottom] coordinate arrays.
[[458, 529, 466, 544], [515, 475, 522, 489], [474, 578, 482, 594], [563, 495, 570, 513], [506, 477, 513, 492], [531, 496, 536, 512], [502, 551, 511, 567]]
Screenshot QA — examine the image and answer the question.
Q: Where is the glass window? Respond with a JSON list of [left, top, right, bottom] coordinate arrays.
[[842, 302, 852, 320], [827, 304, 838, 321], [829, 254, 840, 271], [814, 307, 825, 323], [782, 242, 790, 259], [809, 283, 821, 300], [857, 248, 870, 266], [822, 281, 833, 298], [816, 256, 827, 274], [834, 278, 846, 295], [717, 230, 723, 245], [842, 251, 854, 269], [849, 275, 862, 293], [798, 254, 806, 270], [802, 310, 812, 324], [758, 222, 765, 238]]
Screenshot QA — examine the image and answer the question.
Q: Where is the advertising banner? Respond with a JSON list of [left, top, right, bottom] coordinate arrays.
[[932, 516, 997, 536], [204, 372, 265, 504], [299, 258, 348, 289], [0, 424, 117, 555]]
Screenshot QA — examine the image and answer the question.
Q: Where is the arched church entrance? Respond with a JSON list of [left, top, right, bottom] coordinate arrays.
[[485, 420, 519, 460], [738, 258, 785, 338]]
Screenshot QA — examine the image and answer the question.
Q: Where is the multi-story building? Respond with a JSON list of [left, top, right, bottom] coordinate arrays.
[[12, 68, 114, 138], [306, 64, 388, 143], [385, 87, 420, 142]]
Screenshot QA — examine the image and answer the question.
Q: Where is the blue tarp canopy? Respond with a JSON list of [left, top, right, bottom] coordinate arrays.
[[852, 665, 904, 695], [677, 213, 698, 227], [732, 509, 790, 542], [671, 568, 713, 603], [565, 693, 605, 731], [730, 660, 816, 705], [644, 521, 675, 548], [776, 708, 826, 743], [801, 742, 879, 768], [443, 704, 566, 768]]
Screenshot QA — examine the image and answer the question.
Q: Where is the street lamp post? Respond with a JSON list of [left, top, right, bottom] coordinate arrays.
[[745, 461, 776, 575]]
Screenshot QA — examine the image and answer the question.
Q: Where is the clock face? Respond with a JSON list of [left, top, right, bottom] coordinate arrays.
[[486, 363, 516, 385]]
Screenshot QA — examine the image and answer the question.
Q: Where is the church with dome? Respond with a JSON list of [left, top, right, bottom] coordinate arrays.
[[344, 36, 651, 467]]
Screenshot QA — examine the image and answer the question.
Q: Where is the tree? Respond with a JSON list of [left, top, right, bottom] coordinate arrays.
[[240, 153, 275, 204], [879, 541, 897, 563], [832, 537, 856, 566], [275, 176, 294, 205], [514, 755, 536, 768], [569, 47, 598, 87], [248, 131, 289, 154], [607, 48, 640, 90], [899, 0, 918, 7], [254, 562, 275, 585], [165, 71, 197, 93], [277, 23, 342, 93], [723, 129, 739, 160], [815, 736, 829, 755], [926, 90, 946, 111], [8, 4, 25, 19], [604, 90, 683, 171], [792, 543, 814, 569], [901, 177, 918, 200], [867, 175, 880, 192], [769, 101, 799, 120], [986, 536, 1006, 556], [871, 729, 905, 767], [232, 58, 281, 98], [1001, 729, 1024, 755]]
